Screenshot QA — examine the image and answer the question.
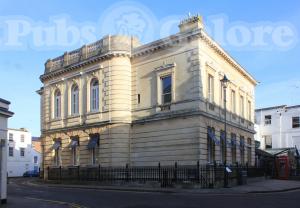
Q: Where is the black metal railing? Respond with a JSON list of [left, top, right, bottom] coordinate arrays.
[[47, 162, 265, 188]]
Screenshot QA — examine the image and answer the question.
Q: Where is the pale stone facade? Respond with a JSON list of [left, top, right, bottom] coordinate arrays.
[[0, 98, 14, 204], [38, 15, 257, 178]]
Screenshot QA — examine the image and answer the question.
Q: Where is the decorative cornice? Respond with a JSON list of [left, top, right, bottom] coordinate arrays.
[[199, 31, 258, 85], [132, 29, 200, 58], [154, 63, 176, 72], [0, 98, 10, 105], [132, 29, 257, 85], [41, 120, 112, 135], [0, 107, 14, 118], [133, 109, 255, 134], [40, 51, 130, 82], [40, 28, 257, 86]]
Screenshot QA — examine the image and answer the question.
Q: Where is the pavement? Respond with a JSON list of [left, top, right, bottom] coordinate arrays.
[[2, 196, 70, 208], [24, 177, 300, 194]]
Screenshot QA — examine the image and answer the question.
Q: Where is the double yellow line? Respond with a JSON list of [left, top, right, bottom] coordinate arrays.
[[25, 197, 88, 208]]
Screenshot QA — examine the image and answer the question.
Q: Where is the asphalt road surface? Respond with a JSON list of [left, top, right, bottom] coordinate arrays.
[[4, 178, 300, 208]]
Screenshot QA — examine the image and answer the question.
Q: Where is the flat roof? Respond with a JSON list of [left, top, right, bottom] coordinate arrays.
[[255, 105, 287, 112], [0, 98, 10, 104], [255, 104, 300, 112], [0, 107, 14, 118], [8, 128, 29, 132]]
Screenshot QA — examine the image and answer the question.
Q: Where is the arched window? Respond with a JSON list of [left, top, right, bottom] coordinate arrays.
[[71, 84, 79, 115], [90, 79, 99, 112], [54, 89, 61, 118]]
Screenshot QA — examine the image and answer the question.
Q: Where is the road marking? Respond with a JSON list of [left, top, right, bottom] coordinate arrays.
[[25, 197, 88, 208]]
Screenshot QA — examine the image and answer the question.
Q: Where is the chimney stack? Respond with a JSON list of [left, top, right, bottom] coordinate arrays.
[[178, 13, 204, 33]]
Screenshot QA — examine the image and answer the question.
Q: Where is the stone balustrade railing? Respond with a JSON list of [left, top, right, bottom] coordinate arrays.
[[44, 35, 140, 74], [45, 39, 104, 73]]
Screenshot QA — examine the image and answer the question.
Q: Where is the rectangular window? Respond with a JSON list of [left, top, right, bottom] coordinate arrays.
[[231, 133, 237, 164], [20, 148, 25, 157], [88, 134, 99, 165], [220, 131, 226, 164], [161, 75, 172, 104], [231, 90, 236, 114], [55, 94, 61, 118], [220, 85, 224, 108], [91, 148, 96, 165], [72, 88, 79, 115], [54, 149, 60, 166], [248, 101, 251, 121], [91, 82, 99, 112], [9, 147, 14, 157], [292, 117, 300, 128], [9, 133, 13, 141], [264, 115, 272, 125], [70, 137, 79, 166], [247, 138, 252, 165], [207, 127, 215, 163], [21, 134, 25, 142], [265, 135, 272, 149], [240, 96, 244, 117], [240, 136, 245, 165], [34, 156, 38, 164], [72, 148, 77, 166], [208, 74, 214, 103]]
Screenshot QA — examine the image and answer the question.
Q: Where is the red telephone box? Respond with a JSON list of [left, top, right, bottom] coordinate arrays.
[[276, 156, 290, 180]]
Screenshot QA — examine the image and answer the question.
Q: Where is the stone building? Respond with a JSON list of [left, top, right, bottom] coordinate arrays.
[[0, 98, 14, 204], [38, 15, 257, 179]]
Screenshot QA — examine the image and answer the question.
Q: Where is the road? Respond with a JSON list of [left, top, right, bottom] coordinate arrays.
[[4, 178, 300, 208]]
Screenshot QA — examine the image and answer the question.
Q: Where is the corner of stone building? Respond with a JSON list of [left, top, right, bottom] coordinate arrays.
[[178, 14, 204, 33]]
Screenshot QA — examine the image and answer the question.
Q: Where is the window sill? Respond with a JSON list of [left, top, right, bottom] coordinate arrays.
[[86, 164, 98, 168], [51, 117, 63, 122], [158, 103, 171, 111], [67, 165, 80, 168], [208, 103, 215, 111], [206, 162, 215, 166], [50, 165, 61, 168], [67, 114, 80, 119], [86, 111, 101, 116]]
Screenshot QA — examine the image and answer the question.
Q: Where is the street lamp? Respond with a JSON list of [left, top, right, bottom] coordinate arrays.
[[220, 74, 230, 188]]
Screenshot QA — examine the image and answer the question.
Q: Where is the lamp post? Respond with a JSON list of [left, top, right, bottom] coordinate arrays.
[[220, 74, 230, 188]]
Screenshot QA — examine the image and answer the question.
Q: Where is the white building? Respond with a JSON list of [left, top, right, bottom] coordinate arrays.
[[255, 105, 300, 151], [0, 98, 14, 204], [7, 128, 35, 177]]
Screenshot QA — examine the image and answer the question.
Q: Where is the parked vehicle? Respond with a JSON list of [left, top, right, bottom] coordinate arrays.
[[23, 170, 39, 177]]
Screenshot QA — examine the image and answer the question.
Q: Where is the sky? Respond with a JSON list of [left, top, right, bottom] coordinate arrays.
[[0, 0, 299, 136]]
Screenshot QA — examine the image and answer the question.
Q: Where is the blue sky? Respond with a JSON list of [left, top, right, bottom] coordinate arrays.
[[0, 0, 299, 136]]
